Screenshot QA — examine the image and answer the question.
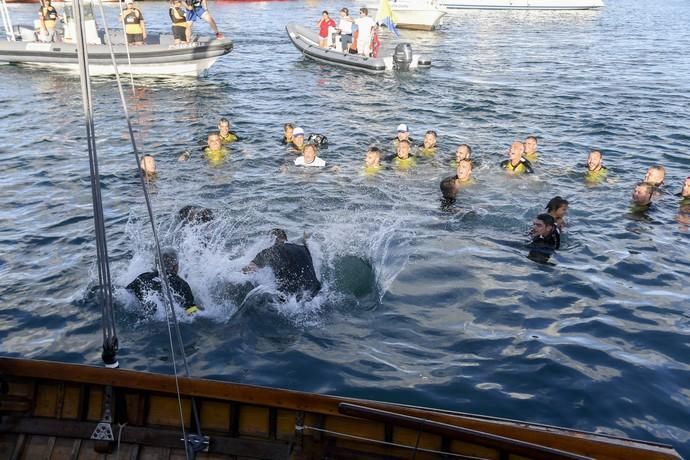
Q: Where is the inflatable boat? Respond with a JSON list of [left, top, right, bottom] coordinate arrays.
[[286, 23, 431, 74]]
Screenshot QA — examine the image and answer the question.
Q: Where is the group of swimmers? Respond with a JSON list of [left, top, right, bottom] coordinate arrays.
[[35, 0, 222, 45]]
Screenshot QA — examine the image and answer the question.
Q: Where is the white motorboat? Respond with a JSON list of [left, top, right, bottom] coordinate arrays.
[[439, 0, 604, 11], [367, 0, 447, 31], [0, 0, 233, 76]]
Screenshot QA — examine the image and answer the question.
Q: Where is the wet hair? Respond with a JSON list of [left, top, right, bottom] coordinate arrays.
[[270, 228, 288, 244], [218, 117, 230, 126], [458, 144, 472, 155], [635, 181, 654, 197], [398, 139, 410, 147], [368, 146, 381, 154], [178, 206, 214, 225], [160, 248, 179, 275], [208, 132, 220, 141], [457, 159, 473, 170], [440, 176, 457, 200], [360, 7, 368, 15], [525, 136, 538, 143], [340, 7, 349, 14], [425, 130, 437, 137], [283, 122, 294, 131], [303, 143, 318, 155], [648, 164, 666, 174], [536, 213, 555, 227], [589, 149, 602, 157], [545, 196, 569, 212]]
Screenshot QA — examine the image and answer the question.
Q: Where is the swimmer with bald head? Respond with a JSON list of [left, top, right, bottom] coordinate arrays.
[[500, 141, 533, 174]]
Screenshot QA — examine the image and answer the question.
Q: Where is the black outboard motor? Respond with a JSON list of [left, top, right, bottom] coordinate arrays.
[[393, 43, 413, 71]]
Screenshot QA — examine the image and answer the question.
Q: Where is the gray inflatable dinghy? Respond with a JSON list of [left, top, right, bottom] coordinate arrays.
[[286, 23, 431, 74]]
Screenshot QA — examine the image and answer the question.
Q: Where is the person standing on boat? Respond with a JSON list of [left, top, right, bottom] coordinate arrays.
[[185, 0, 223, 39], [38, 0, 61, 43], [169, 0, 190, 44], [355, 7, 376, 57], [127, 248, 200, 316], [335, 8, 354, 51], [317, 11, 336, 49], [121, 0, 146, 46]]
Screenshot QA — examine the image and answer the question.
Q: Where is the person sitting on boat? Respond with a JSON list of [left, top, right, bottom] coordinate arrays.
[[281, 123, 295, 145], [290, 127, 305, 152], [545, 196, 569, 234], [121, 0, 146, 46], [362, 147, 382, 176], [244, 229, 322, 299], [294, 143, 326, 167], [355, 7, 376, 57], [419, 130, 438, 157], [127, 248, 200, 316], [528, 213, 560, 263], [585, 149, 607, 183], [218, 118, 239, 144], [139, 154, 156, 181], [334, 8, 354, 51], [500, 141, 534, 175], [203, 133, 228, 166], [389, 140, 416, 170], [38, 0, 61, 43], [317, 10, 336, 49], [185, 0, 223, 40], [524, 136, 539, 162], [169, 0, 190, 44]]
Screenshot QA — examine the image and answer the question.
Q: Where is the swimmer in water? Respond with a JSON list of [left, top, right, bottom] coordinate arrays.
[[178, 205, 214, 225], [528, 213, 560, 262], [454, 159, 474, 187], [677, 176, 690, 203], [362, 147, 382, 175], [419, 130, 438, 157], [545, 196, 569, 233], [585, 149, 607, 183], [439, 176, 459, 209], [391, 139, 416, 170], [500, 141, 534, 175], [139, 154, 156, 180], [644, 165, 666, 198], [393, 123, 413, 150], [244, 229, 321, 298], [631, 181, 654, 213], [452, 144, 473, 168], [524, 136, 538, 162], [294, 143, 326, 167], [218, 117, 239, 144], [127, 248, 200, 316], [291, 127, 305, 152], [281, 122, 295, 145], [203, 132, 228, 166]]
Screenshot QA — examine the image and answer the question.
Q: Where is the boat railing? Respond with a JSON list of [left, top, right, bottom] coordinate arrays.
[[0, 0, 16, 41]]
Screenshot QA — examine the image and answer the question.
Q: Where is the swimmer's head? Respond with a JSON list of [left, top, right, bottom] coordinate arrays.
[[270, 228, 288, 245], [440, 176, 458, 200], [587, 150, 603, 171], [160, 248, 179, 275], [532, 213, 555, 238], [644, 165, 665, 187], [509, 141, 525, 162], [546, 196, 569, 219], [365, 147, 381, 167], [456, 144, 471, 162], [397, 139, 411, 159], [207, 133, 222, 151], [283, 122, 294, 139], [682, 177, 690, 199], [524, 136, 538, 154], [140, 154, 156, 178], [423, 130, 437, 149], [218, 118, 231, 135], [396, 123, 409, 141], [293, 127, 305, 147], [303, 144, 318, 164], [455, 160, 473, 182], [632, 181, 654, 206], [178, 205, 214, 225]]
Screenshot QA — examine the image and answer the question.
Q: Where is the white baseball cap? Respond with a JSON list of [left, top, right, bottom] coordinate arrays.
[[293, 127, 305, 137], [397, 123, 409, 133]]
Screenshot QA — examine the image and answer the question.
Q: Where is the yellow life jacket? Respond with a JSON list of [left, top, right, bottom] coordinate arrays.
[[40, 6, 58, 28], [585, 166, 608, 183], [419, 146, 436, 158], [524, 151, 538, 162], [393, 156, 416, 170], [203, 147, 228, 167], [362, 165, 382, 176], [124, 9, 143, 35], [170, 6, 187, 25], [219, 132, 238, 144]]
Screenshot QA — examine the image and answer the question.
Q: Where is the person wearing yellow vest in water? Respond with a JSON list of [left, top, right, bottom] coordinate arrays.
[[218, 118, 239, 144], [121, 0, 146, 46], [585, 149, 608, 183], [38, 0, 61, 43], [524, 136, 539, 162], [203, 133, 228, 167], [391, 139, 416, 171], [169, 0, 190, 44], [419, 130, 438, 158], [362, 147, 382, 176], [500, 141, 534, 175]]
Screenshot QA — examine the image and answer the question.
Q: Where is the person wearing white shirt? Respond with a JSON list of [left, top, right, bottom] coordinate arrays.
[[295, 144, 326, 167], [355, 7, 376, 57], [335, 8, 354, 51]]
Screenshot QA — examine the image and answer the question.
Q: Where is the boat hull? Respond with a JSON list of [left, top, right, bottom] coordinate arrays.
[[368, 6, 447, 30], [0, 35, 233, 76], [0, 357, 682, 459], [439, 0, 604, 10]]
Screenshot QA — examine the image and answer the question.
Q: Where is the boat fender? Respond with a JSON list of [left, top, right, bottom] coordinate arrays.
[[393, 43, 413, 71]]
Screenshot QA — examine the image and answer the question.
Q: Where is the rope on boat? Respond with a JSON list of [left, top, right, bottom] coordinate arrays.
[[73, 0, 119, 370], [296, 424, 485, 459], [93, 1, 205, 457]]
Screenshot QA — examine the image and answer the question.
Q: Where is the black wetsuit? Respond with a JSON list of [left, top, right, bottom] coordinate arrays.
[[126, 270, 195, 314], [252, 243, 321, 297], [528, 229, 560, 262]]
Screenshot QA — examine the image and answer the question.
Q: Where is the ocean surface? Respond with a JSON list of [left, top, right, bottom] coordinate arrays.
[[1, 0, 689, 455]]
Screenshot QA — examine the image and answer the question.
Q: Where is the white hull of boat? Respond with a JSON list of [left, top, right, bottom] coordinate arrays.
[[439, 0, 604, 10], [14, 56, 222, 76], [369, 7, 446, 30]]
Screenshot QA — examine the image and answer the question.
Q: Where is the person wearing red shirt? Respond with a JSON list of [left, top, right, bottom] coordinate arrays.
[[317, 11, 336, 48]]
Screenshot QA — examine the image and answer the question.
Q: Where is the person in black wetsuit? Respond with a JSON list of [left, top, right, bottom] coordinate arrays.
[[528, 213, 560, 263], [244, 229, 321, 299], [126, 248, 199, 315]]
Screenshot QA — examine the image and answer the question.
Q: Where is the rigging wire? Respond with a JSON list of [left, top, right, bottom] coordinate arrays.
[[93, 0, 204, 456]]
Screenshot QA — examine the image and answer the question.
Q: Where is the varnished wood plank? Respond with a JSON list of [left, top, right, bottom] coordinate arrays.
[[33, 385, 58, 418], [146, 396, 190, 428], [61, 386, 82, 420], [200, 400, 230, 432], [238, 405, 269, 438]]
